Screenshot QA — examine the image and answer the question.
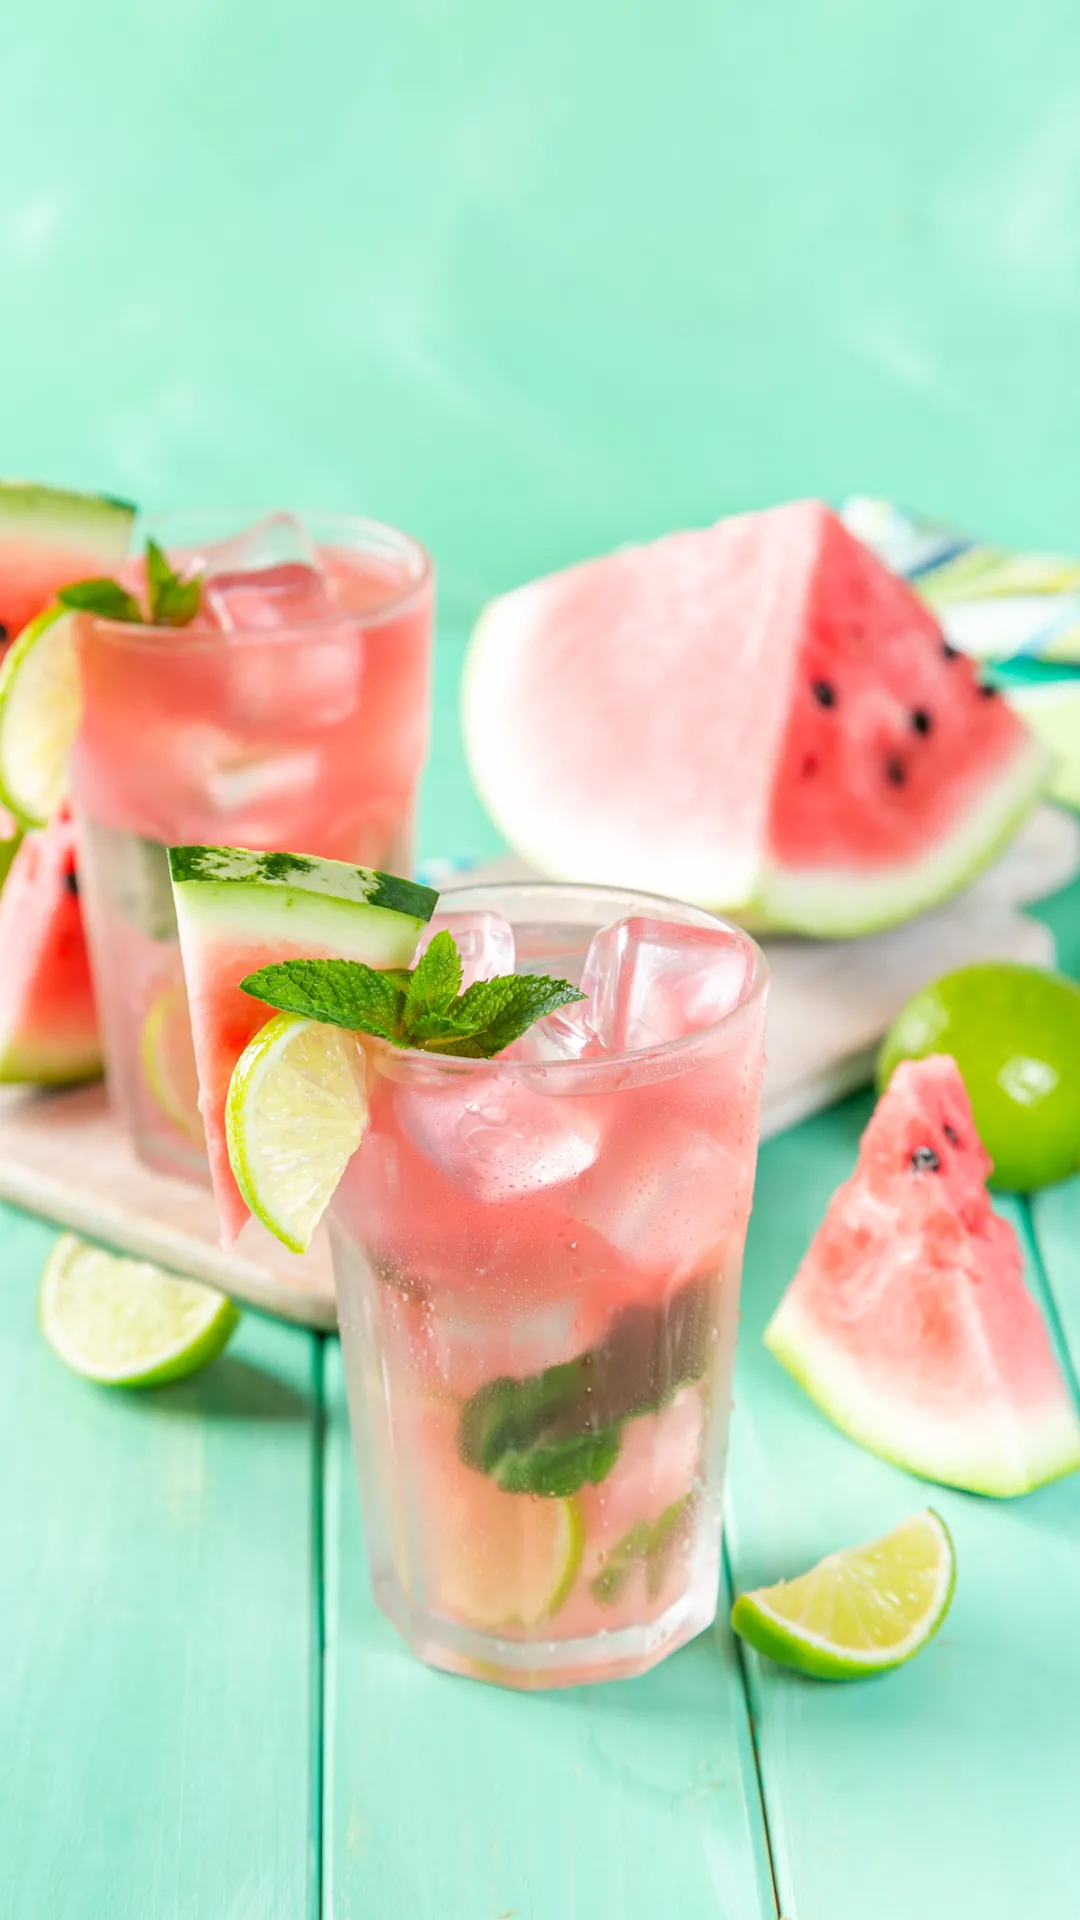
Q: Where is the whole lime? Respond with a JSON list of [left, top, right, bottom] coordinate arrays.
[[877, 962, 1080, 1191]]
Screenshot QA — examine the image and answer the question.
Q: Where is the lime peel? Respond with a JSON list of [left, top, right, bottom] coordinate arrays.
[[40, 1233, 240, 1387], [731, 1508, 956, 1680], [225, 1011, 369, 1253], [0, 605, 82, 827]]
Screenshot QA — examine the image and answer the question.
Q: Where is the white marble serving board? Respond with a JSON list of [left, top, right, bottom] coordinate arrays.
[[0, 806, 1074, 1328]]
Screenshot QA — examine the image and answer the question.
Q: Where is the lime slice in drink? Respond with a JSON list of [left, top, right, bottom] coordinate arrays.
[[414, 1402, 583, 1628], [878, 961, 1080, 1190], [140, 983, 204, 1142], [40, 1233, 240, 1387], [0, 605, 81, 827], [731, 1509, 955, 1679], [225, 1011, 369, 1253]]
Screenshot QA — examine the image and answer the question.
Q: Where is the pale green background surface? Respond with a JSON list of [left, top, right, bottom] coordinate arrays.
[[3, 0, 1080, 860], [3, 2, 1080, 1914]]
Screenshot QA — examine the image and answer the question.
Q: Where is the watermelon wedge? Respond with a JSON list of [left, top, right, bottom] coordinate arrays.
[[168, 846, 437, 1246], [0, 482, 134, 645], [0, 810, 102, 1084], [765, 1056, 1080, 1496], [462, 501, 1049, 936]]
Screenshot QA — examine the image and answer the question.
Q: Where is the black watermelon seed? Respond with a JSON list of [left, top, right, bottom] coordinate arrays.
[[910, 1145, 941, 1173], [941, 638, 960, 660], [0, 624, 8, 644], [910, 708, 933, 735], [978, 682, 999, 698], [64, 867, 79, 895], [943, 1123, 960, 1147], [811, 679, 837, 708], [885, 756, 907, 786]]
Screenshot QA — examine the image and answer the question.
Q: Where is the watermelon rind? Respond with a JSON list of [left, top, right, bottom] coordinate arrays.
[[747, 733, 1052, 937], [765, 1291, 1080, 1498], [168, 846, 437, 958], [0, 481, 135, 554]]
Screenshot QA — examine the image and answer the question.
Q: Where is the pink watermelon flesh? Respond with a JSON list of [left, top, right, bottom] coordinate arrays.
[[463, 501, 1048, 936], [765, 1055, 1080, 1496], [0, 811, 102, 1084], [0, 484, 135, 645]]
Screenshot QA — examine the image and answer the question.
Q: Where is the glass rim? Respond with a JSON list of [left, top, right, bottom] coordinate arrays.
[[77, 507, 434, 650], [366, 878, 769, 1087]]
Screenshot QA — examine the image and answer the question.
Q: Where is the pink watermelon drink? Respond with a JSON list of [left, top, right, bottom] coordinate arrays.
[[70, 511, 433, 1179], [327, 881, 768, 1689]]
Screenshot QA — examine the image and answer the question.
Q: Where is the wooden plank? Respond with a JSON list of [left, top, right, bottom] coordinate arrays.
[[0, 1204, 320, 1919], [724, 1093, 1080, 1920], [321, 1341, 776, 1920], [1029, 1174, 1080, 1381]]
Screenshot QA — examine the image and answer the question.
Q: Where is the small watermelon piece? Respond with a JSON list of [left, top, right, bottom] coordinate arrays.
[[168, 846, 437, 1246], [462, 501, 1049, 936], [765, 1056, 1080, 1496], [0, 810, 101, 1084], [0, 482, 135, 644]]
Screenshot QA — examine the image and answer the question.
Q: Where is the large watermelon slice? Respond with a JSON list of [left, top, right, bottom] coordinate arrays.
[[169, 846, 437, 1246], [0, 482, 134, 646], [0, 809, 102, 1084], [765, 1055, 1080, 1496], [462, 501, 1049, 936]]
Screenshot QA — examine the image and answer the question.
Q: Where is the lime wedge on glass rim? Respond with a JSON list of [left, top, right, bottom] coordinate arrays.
[[40, 1233, 240, 1387], [225, 1011, 369, 1254], [0, 604, 82, 827], [731, 1509, 956, 1679]]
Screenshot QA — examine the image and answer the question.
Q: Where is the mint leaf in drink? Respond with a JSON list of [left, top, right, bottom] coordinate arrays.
[[240, 930, 584, 1060], [146, 537, 202, 627], [57, 577, 143, 623], [241, 957, 406, 1041]]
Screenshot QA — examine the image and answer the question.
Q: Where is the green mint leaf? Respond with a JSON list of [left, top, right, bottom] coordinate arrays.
[[403, 929, 462, 1028], [590, 1497, 695, 1607], [146, 538, 202, 627], [57, 577, 143, 623], [457, 1277, 713, 1497], [241, 957, 405, 1042], [439, 972, 584, 1057]]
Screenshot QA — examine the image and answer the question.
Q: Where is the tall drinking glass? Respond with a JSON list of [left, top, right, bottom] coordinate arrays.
[[329, 882, 767, 1689], [70, 510, 433, 1179]]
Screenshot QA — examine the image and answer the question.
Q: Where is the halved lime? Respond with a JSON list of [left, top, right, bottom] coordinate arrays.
[[140, 983, 204, 1142], [0, 605, 81, 827], [225, 1011, 368, 1253], [40, 1233, 239, 1387], [878, 961, 1080, 1189], [731, 1509, 955, 1680]]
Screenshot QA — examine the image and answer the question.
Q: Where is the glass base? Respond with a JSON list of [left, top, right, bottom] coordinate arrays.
[[370, 1568, 719, 1691]]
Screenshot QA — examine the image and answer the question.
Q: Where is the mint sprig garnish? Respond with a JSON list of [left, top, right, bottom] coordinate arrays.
[[146, 538, 202, 627], [57, 538, 202, 628], [240, 928, 585, 1061]]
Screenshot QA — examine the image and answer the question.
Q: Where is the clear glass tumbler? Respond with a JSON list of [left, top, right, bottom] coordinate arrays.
[[329, 881, 768, 1689], [69, 509, 433, 1180]]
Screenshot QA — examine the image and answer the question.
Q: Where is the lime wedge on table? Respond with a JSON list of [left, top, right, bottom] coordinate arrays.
[[41, 1234, 239, 1387], [0, 605, 81, 827], [140, 983, 204, 1142], [731, 1509, 955, 1680], [878, 962, 1080, 1190], [226, 1011, 369, 1254]]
